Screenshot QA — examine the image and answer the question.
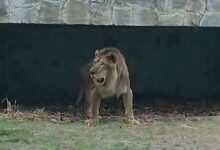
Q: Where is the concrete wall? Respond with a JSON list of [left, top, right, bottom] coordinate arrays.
[[0, 24, 220, 105], [1, 0, 220, 26]]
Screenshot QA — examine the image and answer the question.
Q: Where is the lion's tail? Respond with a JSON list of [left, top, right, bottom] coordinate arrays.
[[75, 84, 84, 106]]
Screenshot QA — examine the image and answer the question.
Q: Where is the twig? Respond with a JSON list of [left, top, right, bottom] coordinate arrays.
[[1, 97, 12, 118]]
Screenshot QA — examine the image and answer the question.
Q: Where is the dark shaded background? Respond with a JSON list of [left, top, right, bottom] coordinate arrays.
[[0, 24, 220, 106]]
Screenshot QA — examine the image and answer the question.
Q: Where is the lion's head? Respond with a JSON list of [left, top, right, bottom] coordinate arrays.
[[89, 50, 118, 86]]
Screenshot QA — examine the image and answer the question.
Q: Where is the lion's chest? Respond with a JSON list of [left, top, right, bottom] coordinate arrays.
[[95, 70, 126, 99], [97, 78, 120, 99], [97, 83, 116, 99], [99, 89, 115, 99]]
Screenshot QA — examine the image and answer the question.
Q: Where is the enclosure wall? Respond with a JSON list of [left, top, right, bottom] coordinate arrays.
[[0, 24, 220, 105]]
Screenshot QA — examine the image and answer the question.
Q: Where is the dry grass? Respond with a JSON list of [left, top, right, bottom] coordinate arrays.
[[0, 97, 220, 125]]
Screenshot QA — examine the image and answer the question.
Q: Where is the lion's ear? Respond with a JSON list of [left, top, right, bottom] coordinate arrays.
[[95, 50, 100, 57], [106, 53, 117, 64]]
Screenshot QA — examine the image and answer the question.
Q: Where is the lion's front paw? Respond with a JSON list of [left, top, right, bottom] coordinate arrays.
[[85, 119, 93, 126], [85, 116, 101, 126], [127, 119, 140, 125]]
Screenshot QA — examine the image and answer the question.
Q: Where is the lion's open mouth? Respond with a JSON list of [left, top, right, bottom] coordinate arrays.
[[96, 78, 105, 84], [91, 75, 105, 85], [92, 77, 105, 85]]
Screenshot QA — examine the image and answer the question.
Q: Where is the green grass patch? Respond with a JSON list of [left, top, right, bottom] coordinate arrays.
[[0, 117, 219, 150]]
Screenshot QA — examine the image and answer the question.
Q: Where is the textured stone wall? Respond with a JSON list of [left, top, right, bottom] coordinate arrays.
[[0, 0, 220, 26]]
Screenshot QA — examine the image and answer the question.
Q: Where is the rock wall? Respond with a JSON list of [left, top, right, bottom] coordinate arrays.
[[0, 0, 220, 26]]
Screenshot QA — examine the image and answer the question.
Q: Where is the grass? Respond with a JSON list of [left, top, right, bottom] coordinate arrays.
[[0, 116, 220, 150]]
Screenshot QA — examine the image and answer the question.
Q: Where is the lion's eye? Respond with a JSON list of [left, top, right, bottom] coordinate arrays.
[[100, 62, 104, 66]]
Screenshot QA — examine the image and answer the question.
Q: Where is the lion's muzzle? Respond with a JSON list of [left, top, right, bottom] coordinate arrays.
[[90, 70, 105, 85]]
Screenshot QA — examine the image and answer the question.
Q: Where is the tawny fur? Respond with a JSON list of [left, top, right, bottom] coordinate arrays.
[[76, 47, 139, 125]]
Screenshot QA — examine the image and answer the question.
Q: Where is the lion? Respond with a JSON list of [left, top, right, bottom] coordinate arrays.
[[76, 47, 139, 125]]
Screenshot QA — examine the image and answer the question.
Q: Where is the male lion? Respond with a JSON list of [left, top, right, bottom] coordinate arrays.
[[76, 47, 139, 125]]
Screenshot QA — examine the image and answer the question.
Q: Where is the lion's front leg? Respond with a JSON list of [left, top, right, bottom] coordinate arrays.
[[122, 88, 140, 125], [85, 92, 102, 126], [92, 97, 102, 122], [85, 100, 92, 119]]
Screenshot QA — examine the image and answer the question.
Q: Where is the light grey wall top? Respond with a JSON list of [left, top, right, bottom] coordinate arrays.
[[0, 0, 220, 26]]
